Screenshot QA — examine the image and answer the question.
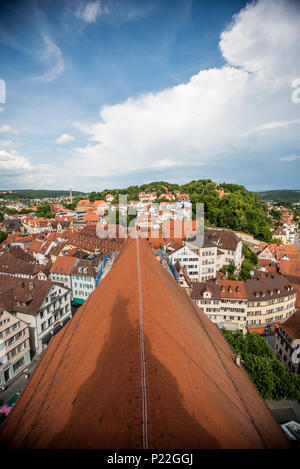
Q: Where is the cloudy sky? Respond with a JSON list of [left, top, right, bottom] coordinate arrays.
[[0, 0, 300, 192]]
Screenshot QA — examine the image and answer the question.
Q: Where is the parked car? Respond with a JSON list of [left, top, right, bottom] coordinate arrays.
[[7, 392, 21, 407]]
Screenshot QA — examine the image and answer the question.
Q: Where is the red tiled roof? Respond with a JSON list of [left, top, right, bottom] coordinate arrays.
[[50, 256, 78, 275], [248, 328, 265, 334], [279, 260, 300, 278], [26, 239, 44, 254], [0, 237, 289, 449], [217, 280, 247, 298], [83, 212, 99, 223]]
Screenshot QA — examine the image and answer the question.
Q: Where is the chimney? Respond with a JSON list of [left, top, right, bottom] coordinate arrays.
[[235, 354, 241, 367]]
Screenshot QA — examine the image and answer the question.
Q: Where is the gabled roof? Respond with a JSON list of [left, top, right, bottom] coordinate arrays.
[[245, 275, 295, 301], [0, 252, 45, 276], [0, 238, 289, 449], [0, 275, 54, 316], [71, 258, 98, 277], [205, 230, 241, 251], [191, 281, 221, 299], [217, 280, 247, 298], [279, 260, 300, 278], [50, 256, 78, 275]]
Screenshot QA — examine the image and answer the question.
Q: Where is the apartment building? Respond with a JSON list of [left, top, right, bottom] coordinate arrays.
[[170, 232, 221, 281], [191, 274, 297, 332], [192, 280, 248, 332], [50, 256, 78, 290], [0, 276, 72, 353], [168, 245, 201, 281], [0, 310, 31, 385], [205, 229, 243, 271], [71, 258, 99, 304], [275, 309, 300, 374]]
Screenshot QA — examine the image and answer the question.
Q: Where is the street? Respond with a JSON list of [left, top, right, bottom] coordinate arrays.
[[0, 352, 41, 430]]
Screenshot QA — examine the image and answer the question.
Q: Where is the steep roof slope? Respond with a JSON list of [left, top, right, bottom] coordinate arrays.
[[0, 238, 290, 449]]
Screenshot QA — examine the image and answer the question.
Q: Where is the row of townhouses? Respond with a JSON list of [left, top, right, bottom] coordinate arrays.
[[190, 273, 297, 334]]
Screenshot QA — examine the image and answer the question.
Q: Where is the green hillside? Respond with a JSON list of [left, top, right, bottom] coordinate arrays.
[[256, 190, 300, 203], [0, 190, 86, 200], [88, 179, 273, 242]]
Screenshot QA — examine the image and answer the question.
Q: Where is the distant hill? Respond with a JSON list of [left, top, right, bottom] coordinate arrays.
[[0, 190, 87, 200], [255, 190, 300, 203]]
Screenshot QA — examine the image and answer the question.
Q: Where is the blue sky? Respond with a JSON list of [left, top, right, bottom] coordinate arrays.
[[0, 0, 300, 192]]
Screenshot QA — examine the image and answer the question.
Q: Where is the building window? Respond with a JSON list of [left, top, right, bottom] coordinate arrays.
[[12, 322, 20, 331], [0, 318, 10, 327], [17, 342, 25, 353], [13, 357, 25, 372], [41, 322, 47, 332]]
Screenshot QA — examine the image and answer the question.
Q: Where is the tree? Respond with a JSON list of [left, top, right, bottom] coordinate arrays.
[[243, 354, 275, 399], [226, 262, 236, 275], [0, 231, 8, 244], [35, 204, 55, 219], [221, 329, 300, 401], [19, 208, 33, 214], [271, 237, 283, 245]]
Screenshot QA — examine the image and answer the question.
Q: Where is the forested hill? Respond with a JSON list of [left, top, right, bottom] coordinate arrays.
[[181, 180, 272, 242], [0, 190, 86, 200], [255, 190, 300, 203], [88, 179, 273, 242]]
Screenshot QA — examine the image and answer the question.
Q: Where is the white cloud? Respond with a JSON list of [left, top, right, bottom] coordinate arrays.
[[64, 0, 300, 180], [0, 125, 12, 133], [242, 118, 300, 137], [0, 107, 4, 112], [0, 139, 14, 147], [219, 0, 300, 81], [0, 125, 18, 135], [279, 154, 300, 162], [55, 133, 75, 144], [0, 150, 33, 171], [75, 1, 102, 23], [33, 35, 64, 84], [152, 159, 185, 168]]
